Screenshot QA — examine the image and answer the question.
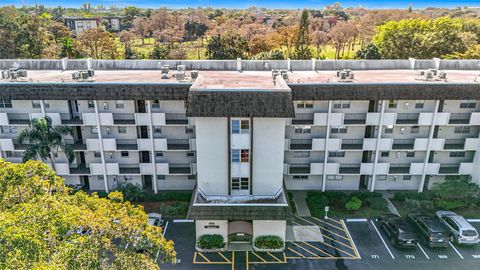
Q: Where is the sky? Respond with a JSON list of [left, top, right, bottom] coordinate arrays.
[[1, 0, 479, 9]]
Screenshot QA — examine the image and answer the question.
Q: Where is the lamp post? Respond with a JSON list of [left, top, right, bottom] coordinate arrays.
[[324, 206, 330, 219]]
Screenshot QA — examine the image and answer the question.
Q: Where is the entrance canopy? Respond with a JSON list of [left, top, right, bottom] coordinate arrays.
[[228, 221, 253, 236]]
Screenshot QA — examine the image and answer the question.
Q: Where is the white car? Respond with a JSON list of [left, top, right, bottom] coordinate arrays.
[[147, 213, 164, 228], [436, 211, 479, 245]]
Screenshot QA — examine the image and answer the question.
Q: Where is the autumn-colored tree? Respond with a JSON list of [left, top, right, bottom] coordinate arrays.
[[311, 30, 329, 58], [75, 28, 121, 59], [273, 26, 298, 59]]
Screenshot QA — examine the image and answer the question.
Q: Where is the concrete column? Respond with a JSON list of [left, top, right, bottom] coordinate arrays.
[[322, 101, 332, 192], [418, 100, 440, 192], [61, 58, 68, 70], [147, 100, 158, 193], [40, 100, 46, 117], [311, 58, 316, 71], [370, 100, 386, 192], [87, 58, 93, 70], [287, 58, 291, 71], [94, 100, 109, 193], [236, 58, 242, 72]]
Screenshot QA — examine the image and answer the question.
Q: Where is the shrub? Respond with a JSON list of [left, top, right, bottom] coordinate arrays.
[[345, 196, 362, 211], [288, 192, 297, 215], [197, 235, 224, 250], [116, 183, 145, 203], [306, 192, 329, 217], [404, 198, 435, 212], [254, 236, 284, 249], [365, 197, 389, 211], [143, 191, 192, 202], [393, 191, 432, 202], [322, 191, 349, 204], [435, 200, 466, 210], [161, 202, 189, 218], [350, 192, 382, 201]]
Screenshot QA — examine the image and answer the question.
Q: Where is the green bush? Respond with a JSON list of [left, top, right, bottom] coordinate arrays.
[[393, 191, 432, 202], [345, 196, 362, 211], [254, 236, 284, 249], [321, 191, 349, 204], [350, 192, 383, 201], [197, 235, 224, 250], [143, 191, 192, 202], [435, 200, 466, 210], [365, 197, 389, 211], [160, 202, 189, 218], [306, 192, 329, 217], [116, 183, 145, 203], [288, 192, 297, 215], [404, 198, 435, 212]]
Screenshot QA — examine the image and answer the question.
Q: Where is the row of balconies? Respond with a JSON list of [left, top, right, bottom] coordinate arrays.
[[285, 162, 474, 176], [290, 112, 480, 126], [54, 163, 196, 176], [0, 112, 189, 126], [287, 138, 480, 152]]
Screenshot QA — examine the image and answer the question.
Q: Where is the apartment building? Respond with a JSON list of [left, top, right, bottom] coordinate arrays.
[[64, 17, 122, 33], [1, 59, 480, 249]]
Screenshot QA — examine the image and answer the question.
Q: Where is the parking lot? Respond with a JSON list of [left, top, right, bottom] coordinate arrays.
[[161, 217, 480, 270]]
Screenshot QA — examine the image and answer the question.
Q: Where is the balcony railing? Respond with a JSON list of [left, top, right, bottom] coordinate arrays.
[[392, 139, 415, 150], [165, 113, 188, 125], [344, 113, 367, 125], [69, 164, 91, 175], [444, 139, 465, 150], [389, 164, 410, 174], [167, 139, 190, 150], [116, 139, 138, 150], [119, 164, 141, 174], [449, 113, 470, 124], [292, 113, 314, 125], [12, 139, 27, 150], [438, 164, 460, 174], [289, 164, 311, 174], [169, 164, 192, 174], [339, 164, 361, 174], [396, 113, 419, 124], [8, 113, 30, 125], [113, 113, 136, 125], [290, 139, 312, 150], [64, 139, 87, 150], [341, 139, 363, 150], [60, 113, 83, 125]]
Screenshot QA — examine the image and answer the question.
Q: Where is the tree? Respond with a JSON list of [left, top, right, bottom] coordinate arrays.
[[356, 43, 382, 59], [0, 160, 176, 269], [75, 28, 121, 59], [311, 30, 329, 58], [252, 49, 285, 60], [17, 117, 74, 169], [293, 10, 312, 59], [205, 32, 248, 59]]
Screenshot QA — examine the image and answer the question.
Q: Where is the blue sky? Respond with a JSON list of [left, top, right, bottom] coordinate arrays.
[[1, 0, 479, 9]]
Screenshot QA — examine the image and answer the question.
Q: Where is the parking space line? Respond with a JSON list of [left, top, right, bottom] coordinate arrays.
[[288, 247, 307, 258], [301, 241, 335, 257], [267, 252, 285, 263], [292, 221, 354, 250], [197, 252, 211, 263], [312, 240, 355, 258], [448, 242, 464, 259], [341, 220, 361, 259], [310, 217, 345, 231], [297, 217, 350, 241], [251, 252, 267, 262], [292, 242, 321, 257], [218, 252, 231, 263], [370, 220, 395, 259], [417, 243, 430, 259]]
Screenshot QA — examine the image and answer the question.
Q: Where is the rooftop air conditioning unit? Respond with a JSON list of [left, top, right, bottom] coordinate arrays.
[[1, 70, 10, 80], [191, 70, 199, 80], [271, 69, 280, 79], [161, 65, 170, 74], [174, 71, 186, 81], [438, 71, 447, 80], [424, 71, 434, 80], [87, 69, 95, 77], [177, 65, 186, 72], [17, 70, 27, 77]]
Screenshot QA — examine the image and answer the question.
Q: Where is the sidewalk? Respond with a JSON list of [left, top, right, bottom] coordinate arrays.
[[290, 191, 311, 217]]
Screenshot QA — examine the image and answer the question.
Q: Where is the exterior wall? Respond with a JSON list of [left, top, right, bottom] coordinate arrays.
[[253, 220, 286, 241], [195, 220, 228, 243]]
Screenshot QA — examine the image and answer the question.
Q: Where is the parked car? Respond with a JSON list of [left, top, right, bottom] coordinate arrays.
[[378, 214, 417, 249], [436, 211, 479, 245], [407, 213, 449, 248], [147, 212, 164, 228]]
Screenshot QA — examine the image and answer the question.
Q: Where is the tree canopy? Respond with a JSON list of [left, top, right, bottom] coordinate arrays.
[[0, 160, 176, 270]]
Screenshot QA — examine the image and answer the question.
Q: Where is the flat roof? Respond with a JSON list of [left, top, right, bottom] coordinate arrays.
[[2, 69, 479, 84]]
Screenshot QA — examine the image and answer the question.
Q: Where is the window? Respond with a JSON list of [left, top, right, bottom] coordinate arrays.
[[384, 126, 393, 134], [415, 100, 424, 109], [377, 175, 387, 181], [449, 151, 466, 158], [241, 149, 249, 162], [327, 175, 343, 181], [121, 151, 129, 157], [0, 99, 12, 108], [232, 119, 250, 134], [295, 126, 311, 134], [331, 127, 347, 134], [231, 120, 240, 134], [403, 175, 412, 181], [454, 126, 471, 134], [333, 101, 350, 109], [329, 151, 345, 158], [0, 126, 17, 134], [91, 127, 98, 134], [231, 177, 249, 190], [460, 100, 476, 109], [154, 127, 162, 134], [151, 100, 160, 109], [406, 152, 415, 157], [115, 100, 125, 109], [32, 100, 41, 109], [388, 100, 397, 108], [186, 151, 195, 157], [157, 175, 166, 180], [118, 126, 127, 134], [231, 149, 240, 162], [293, 151, 310, 158], [94, 151, 101, 158], [123, 176, 132, 181], [155, 151, 164, 157], [410, 126, 419, 134], [185, 127, 194, 134], [293, 175, 309, 180], [381, 152, 389, 157], [88, 100, 95, 108], [297, 101, 313, 109], [188, 175, 196, 180]]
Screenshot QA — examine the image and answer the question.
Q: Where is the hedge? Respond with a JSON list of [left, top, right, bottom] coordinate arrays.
[[254, 236, 284, 249], [393, 191, 433, 202], [197, 235, 224, 249], [364, 197, 389, 211], [143, 191, 192, 202]]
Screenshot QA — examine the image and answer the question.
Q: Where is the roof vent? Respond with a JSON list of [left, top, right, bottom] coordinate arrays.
[[161, 65, 170, 79], [191, 70, 199, 80], [416, 69, 447, 81], [334, 69, 355, 82], [1, 68, 28, 82], [72, 69, 95, 82]]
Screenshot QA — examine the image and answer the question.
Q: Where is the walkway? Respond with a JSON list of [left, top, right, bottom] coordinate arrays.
[[291, 191, 311, 217]]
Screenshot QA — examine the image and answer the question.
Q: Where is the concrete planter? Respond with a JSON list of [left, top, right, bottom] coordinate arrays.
[[252, 244, 285, 252], [195, 243, 227, 253]]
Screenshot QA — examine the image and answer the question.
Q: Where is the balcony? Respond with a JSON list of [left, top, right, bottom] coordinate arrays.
[[193, 186, 287, 206], [64, 139, 87, 150], [167, 139, 190, 150], [169, 163, 192, 174], [289, 164, 311, 174], [116, 139, 138, 150], [344, 113, 366, 125], [341, 139, 363, 150], [339, 164, 361, 174], [389, 164, 410, 174], [165, 113, 188, 125], [12, 139, 27, 150], [392, 139, 415, 150], [396, 113, 419, 124], [113, 113, 136, 125], [438, 164, 460, 174], [60, 113, 83, 125], [8, 113, 30, 125], [69, 165, 91, 175], [292, 113, 314, 125], [444, 139, 465, 150], [449, 113, 470, 125], [290, 139, 312, 150], [119, 164, 141, 174]]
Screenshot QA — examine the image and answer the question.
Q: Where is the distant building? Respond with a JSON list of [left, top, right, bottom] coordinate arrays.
[[64, 17, 122, 34]]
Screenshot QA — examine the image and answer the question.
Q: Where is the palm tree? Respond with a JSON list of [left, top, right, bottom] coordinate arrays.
[[17, 117, 74, 169]]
